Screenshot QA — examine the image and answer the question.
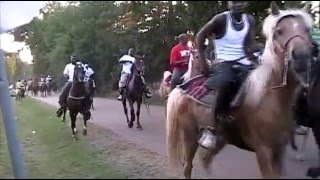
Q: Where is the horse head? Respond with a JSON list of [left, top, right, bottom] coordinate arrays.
[[73, 62, 85, 83], [263, 2, 313, 88], [132, 56, 145, 77]]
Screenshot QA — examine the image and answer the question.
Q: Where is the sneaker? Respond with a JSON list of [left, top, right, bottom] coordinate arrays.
[[117, 95, 123, 101], [198, 127, 217, 150]]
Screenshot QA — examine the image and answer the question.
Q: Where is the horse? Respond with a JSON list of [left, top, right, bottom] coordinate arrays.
[[66, 62, 91, 140], [15, 88, 24, 102], [166, 2, 313, 179], [291, 49, 320, 178], [121, 57, 146, 130], [39, 82, 48, 97], [88, 78, 96, 110]]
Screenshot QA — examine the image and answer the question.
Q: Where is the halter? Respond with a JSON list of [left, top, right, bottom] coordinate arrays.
[[271, 19, 312, 90]]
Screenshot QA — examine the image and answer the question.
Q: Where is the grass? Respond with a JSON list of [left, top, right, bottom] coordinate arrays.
[[0, 97, 124, 179]]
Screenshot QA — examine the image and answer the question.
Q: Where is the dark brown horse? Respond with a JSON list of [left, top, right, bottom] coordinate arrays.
[[66, 62, 91, 140], [166, 2, 313, 179], [292, 49, 320, 178], [121, 57, 145, 130], [39, 82, 48, 97]]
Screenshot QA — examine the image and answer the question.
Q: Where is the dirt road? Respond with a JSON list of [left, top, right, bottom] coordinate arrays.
[[33, 94, 319, 179]]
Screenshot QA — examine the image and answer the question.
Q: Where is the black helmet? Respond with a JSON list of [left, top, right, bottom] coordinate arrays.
[[128, 48, 135, 57]]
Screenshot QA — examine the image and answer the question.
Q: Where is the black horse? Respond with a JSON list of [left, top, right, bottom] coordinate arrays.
[[292, 52, 320, 178], [121, 57, 145, 130], [65, 62, 91, 140]]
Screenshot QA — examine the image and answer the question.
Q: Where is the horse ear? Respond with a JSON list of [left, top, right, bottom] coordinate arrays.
[[270, 1, 280, 15], [302, 2, 311, 13]]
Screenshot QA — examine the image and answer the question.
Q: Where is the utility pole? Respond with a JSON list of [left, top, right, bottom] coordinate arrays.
[[0, 48, 27, 179]]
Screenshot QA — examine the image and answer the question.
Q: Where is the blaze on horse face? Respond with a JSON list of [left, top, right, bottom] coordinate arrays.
[[271, 2, 313, 87], [73, 63, 85, 82]]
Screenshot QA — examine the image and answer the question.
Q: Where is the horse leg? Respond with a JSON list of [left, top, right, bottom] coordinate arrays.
[[256, 145, 277, 179], [136, 98, 142, 130], [62, 109, 67, 122], [271, 145, 286, 177], [82, 111, 88, 136], [122, 98, 130, 123], [70, 111, 78, 140], [181, 122, 198, 179], [128, 101, 135, 128], [307, 119, 320, 178]]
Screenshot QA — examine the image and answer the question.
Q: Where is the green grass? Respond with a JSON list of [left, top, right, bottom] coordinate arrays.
[[0, 97, 124, 179]]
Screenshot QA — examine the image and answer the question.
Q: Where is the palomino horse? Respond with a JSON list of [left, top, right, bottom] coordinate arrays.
[[121, 57, 145, 130], [66, 62, 91, 140], [166, 2, 313, 179]]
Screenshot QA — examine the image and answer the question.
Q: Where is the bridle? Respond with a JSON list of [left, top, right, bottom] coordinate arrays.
[[271, 15, 312, 90]]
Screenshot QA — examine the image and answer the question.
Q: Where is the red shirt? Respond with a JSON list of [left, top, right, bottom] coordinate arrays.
[[170, 43, 190, 71]]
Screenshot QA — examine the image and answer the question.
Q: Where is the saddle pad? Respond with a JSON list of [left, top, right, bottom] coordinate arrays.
[[178, 75, 215, 108]]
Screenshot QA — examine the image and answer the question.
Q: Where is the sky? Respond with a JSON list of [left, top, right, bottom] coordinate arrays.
[[0, 1, 319, 64]]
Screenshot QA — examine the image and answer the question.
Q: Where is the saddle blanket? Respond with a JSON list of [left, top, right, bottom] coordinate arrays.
[[178, 75, 214, 108]]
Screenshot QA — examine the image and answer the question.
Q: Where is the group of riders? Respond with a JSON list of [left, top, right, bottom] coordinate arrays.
[[53, 1, 319, 153]]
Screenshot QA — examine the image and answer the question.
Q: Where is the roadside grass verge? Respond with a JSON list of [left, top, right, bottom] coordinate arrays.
[[0, 97, 124, 179]]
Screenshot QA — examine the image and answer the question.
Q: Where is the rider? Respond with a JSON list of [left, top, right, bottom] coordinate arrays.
[[83, 61, 96, 96], [117, 48, 153, 101], [15, 79, 24, 91], [56, 54, 79, 117], [196, 1, 263, 150], [170, 33, 191, 90], [46, 75, 52, 84]]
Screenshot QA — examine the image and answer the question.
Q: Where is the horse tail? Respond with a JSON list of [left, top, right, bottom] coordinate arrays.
[[157, 71, 171, 101], [166, 88, 184, 172]]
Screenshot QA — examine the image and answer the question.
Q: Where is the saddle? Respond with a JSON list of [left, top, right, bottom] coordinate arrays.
[[178, 66, 253, 109]]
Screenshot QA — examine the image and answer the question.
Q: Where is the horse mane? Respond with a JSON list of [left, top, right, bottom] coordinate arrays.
[[244, 8, 314, 107]]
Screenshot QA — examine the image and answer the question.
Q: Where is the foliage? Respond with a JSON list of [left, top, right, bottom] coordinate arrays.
[[11, 1, 317, 95]]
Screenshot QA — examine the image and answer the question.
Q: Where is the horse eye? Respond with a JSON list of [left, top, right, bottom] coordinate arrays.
[[276, 29, 283, 36]]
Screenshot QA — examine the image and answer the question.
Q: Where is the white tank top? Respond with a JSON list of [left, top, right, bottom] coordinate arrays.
[[214, 11, 252, 65]]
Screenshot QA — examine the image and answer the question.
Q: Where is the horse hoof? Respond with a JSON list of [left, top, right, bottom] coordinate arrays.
[[128, 123, 133, 128], [307, 167, 320, 179], [137, 126, 143, 130], [83, 129, 87, 136], [72, 136, 78, 141]]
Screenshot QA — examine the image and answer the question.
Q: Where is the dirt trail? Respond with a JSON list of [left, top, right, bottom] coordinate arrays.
[[33, 94, 319, 179]]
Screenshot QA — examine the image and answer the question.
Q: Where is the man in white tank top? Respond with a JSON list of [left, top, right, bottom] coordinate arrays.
[[196, 1, 264, 151]]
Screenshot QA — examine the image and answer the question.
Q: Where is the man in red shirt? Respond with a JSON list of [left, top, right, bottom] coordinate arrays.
[[170, 33, 191, 90]]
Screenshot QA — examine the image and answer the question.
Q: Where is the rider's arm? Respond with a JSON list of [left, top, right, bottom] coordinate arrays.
[[196, 14, 224, 74], [170, 46, 180, 67], [63, 65, 69, 77], [243, 15, 264, 59]]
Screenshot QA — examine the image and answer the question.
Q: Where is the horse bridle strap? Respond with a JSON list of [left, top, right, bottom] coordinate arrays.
[[271, 34, 309, 90]]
